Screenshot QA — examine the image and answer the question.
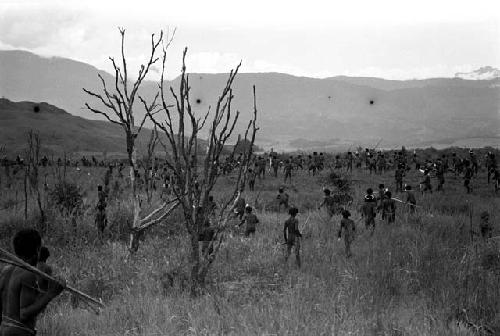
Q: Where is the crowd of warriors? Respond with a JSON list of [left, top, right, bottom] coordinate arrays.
[[1, 147, 498, 253]]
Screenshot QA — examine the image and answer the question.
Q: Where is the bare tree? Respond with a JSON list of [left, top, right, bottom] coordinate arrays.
[[147, 47, 258, 294], [83, 28, 175, 252]]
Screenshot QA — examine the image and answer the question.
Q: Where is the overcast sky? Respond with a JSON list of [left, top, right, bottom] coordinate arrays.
[[1, 0, 499, 80]]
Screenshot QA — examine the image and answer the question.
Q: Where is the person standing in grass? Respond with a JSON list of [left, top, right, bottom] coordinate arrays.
[[361, 188, 377, 236], [276, 187, 290, 212], [376, 184, 385, 208], [420, 169, 432, 194], [463, 161, 474, 194], [338, 209, 356, 257], [283, 159, 293, 184], [318, 188, 336, 219], [95, 185, 107, 236], [0, 229, 65, 336], [404, 185, 417, 213], [435, 159, 445, 192], [247, 168, 256, 191], [283, 207, 302, 268], [492, 167, 500, 193], [479, 211, 492, 239], [239, 205, 259, 237], [380, 191, 396, 224]]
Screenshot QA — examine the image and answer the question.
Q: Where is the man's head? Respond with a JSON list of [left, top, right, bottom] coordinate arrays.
[[480, 211, 489, 221], [323, 188, 331, 196], [378, 184, 384, 189], [341, 209, 351, 218], [288, 207, 299, 217], [245, 205, 253, 213], [13, 229, 42, 264], [279, 187, 284, 193]]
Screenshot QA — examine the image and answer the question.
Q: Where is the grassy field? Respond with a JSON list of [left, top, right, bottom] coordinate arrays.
[[1, 160, 499, 336]]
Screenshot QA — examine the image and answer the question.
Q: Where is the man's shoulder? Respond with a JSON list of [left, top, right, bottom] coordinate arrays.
[[1, 266, 36, 287]]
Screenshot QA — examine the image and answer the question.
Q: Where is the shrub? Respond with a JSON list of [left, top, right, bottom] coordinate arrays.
[[48, 181, 83, 214]]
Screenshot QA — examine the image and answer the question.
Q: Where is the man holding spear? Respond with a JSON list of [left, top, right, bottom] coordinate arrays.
[[0, 229, 103, 335], [0, 229, 64, 335]]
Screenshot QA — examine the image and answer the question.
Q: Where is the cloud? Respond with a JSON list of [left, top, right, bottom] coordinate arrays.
[[185, 51, 242, 73], [0, 5, 87, 49]]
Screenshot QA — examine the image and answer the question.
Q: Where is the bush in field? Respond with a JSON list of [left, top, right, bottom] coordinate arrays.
[[48, 181, 83, 214], [327, 170, 351, 192]]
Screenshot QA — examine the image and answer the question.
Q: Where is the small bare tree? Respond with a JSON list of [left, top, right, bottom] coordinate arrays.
[[147, 47, 258, 294], [83, 28, 175, 252]]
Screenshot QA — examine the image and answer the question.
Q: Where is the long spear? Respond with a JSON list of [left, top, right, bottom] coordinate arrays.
[[391, 197, 421, 208], [372, 138, 383, 151], [0, 247, 104, 311]]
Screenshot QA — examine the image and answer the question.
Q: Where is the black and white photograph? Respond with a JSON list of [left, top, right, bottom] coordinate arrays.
[[0, 0, 499, 334]]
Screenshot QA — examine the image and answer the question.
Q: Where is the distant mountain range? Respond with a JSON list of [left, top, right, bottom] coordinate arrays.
[[455, 66, 500, 81], [1, 50, 499, 151]]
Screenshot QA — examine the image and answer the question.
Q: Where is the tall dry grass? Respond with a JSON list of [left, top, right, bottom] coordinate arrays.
[[0, 164, 498, 335]]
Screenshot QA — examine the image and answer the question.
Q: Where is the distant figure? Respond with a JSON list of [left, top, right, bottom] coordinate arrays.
[[247, 168, 256, 191], [492, 168, 500, 193], [435, 160, 445, 192], [338, 209, 356, 258], [271, 156, 280, 177], [377, 184, 385, 208], [95, 185, 107, 235], [380, 191, 396, 224], [318, 188, 336, 218], [283, 207, 302, 268], [361, 188, 377, 236], [404, 185, 417, 213], [276, 187, 290, 212], [420, 170, 432, 194], [463, 162, 474, 194], [480, 211, 492, 239], [0, 229, 65, 335], [239, 205, 259, 237], [283, 159, 293, 184]]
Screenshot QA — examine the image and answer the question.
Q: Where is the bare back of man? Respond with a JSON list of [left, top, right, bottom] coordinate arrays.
[[0, 265, 42, 335]]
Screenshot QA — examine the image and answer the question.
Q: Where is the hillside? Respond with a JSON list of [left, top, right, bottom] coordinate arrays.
[[0, 98, 159, 156], [1, 50, 499, 150]]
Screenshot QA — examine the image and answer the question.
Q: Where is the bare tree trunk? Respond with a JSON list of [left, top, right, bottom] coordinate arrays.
[[189, 232, 204, 296], [24, 168, 28, 221], [128, 135, 142, 253]]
